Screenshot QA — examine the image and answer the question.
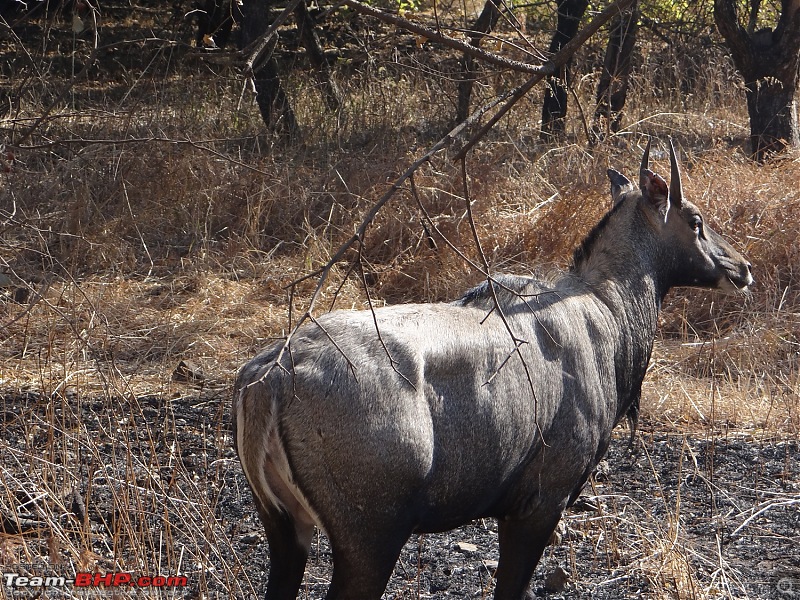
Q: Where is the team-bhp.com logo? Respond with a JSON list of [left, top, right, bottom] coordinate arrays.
[[3, 571, 187, 589]]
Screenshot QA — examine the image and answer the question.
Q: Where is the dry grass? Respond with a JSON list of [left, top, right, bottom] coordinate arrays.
[[1, 4, 799, 598]]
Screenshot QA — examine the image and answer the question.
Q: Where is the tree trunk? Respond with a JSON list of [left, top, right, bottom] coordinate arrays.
[[196, 0, 240, 48], [540, 0, 589, 140], [714, 0, 800, 161], [744, 78, 799, 160], [591, 1, 639, 145], [294, 0, 340, 111], [456, 0, 502, 124], [240, 0, 299, 135]]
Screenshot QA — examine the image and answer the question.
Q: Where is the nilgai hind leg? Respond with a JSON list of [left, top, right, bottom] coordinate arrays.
[[257, 501, 311, 600], [493, 513, 563, 599], [324, 527, 413, 600]]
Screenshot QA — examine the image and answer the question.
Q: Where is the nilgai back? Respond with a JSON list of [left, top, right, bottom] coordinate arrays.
[[233, 140, 753, 599]]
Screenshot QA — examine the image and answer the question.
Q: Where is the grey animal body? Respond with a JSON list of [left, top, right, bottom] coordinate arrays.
[[233, 140, 753, 600]]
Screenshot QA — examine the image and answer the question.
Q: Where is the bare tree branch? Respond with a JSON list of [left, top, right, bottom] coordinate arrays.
[[342, 0, 545, 75], [355, 240, 418, 390], [409, 175, 485, 274], [454, 0, 635, 160], [244, 0, 303, 74], [459, 158, 538, 414], [250, 0, 632, 386]]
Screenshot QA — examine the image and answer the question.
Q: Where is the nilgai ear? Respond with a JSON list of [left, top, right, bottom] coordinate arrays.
[[668, 138, 683, 204], [607, 169, 634, 205], [638, 138, 651, 191], [641, 169, 670, 222]]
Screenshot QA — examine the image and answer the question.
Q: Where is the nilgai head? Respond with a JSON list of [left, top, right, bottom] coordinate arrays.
[[607, 138, 753, 294]]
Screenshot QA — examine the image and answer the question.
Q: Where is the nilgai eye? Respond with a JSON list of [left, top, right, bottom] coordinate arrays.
[[690, 217, 703, 234]]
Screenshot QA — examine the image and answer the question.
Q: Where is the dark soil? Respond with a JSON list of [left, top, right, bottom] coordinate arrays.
[[1, 388, 797, 599]]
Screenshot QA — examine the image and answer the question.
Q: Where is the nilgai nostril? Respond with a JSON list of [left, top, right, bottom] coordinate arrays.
[[232, 139, 753, 600]]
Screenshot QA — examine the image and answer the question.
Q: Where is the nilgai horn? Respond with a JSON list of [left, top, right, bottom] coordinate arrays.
[[233, 139, 753, 600]]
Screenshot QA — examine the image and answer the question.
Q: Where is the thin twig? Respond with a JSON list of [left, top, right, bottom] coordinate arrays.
[[459, 158, 537, 411], [307, 314, 359, 381], [326, 257, 361, 313], [14, 45, 100, 147], [730, 496, 800, 537], [342, 0, 546, 75], [409, 175, 485, 275], [453, 0, 635, 161], [568, 75, 592, 144], [356, 240, 418, 390]]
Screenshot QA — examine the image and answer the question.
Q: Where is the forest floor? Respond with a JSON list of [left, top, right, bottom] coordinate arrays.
[[2, 385, 798, 598]]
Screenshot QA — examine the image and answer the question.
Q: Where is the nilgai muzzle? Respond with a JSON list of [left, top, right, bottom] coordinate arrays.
[[233, 140, 753, 600]]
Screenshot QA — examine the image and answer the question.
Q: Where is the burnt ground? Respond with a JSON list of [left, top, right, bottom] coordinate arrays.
[[0, 387, 797, 599]]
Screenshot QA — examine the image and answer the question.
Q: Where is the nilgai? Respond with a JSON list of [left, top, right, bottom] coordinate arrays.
[[233, 140, 753, 599]]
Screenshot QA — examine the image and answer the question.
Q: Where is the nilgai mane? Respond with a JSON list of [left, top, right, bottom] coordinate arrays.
[[233, 140, 753, 600]]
